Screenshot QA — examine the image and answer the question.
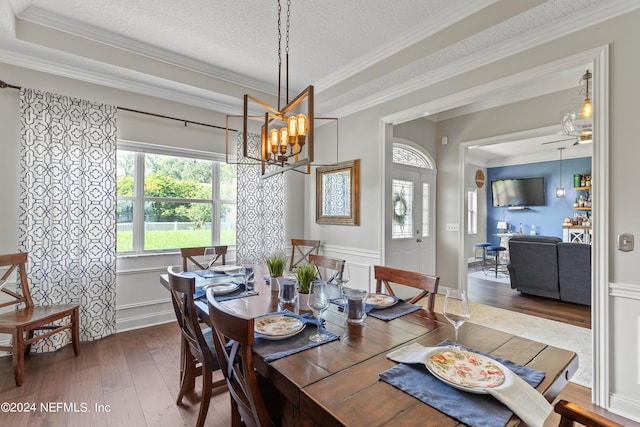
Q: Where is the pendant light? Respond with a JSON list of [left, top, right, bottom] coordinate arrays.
[[556, 147, 566, 198]]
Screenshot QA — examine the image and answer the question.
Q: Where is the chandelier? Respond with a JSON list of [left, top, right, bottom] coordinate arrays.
[[561, 69, 593, 145], [227, 0, 337, 179]]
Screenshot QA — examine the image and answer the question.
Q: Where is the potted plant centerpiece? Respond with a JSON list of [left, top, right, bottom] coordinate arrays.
[[265, 253, 287, 292], [296, 263, 317, 309]]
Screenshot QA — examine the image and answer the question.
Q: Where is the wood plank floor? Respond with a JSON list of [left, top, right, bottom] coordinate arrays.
[[467, 270, 592, 329], [0, 316, 635, 426]]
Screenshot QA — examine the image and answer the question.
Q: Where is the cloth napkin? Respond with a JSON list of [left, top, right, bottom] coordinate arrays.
[[382, 341, 552, 427], [253, 309, 340, 362]]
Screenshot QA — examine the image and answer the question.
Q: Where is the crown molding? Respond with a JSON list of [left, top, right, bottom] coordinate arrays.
[[323, 0, 640, 119], [5, 1, 640, 118], [0, 46, 244, 114], [17, 7, 279, 95], [313, 0, 497, 92]]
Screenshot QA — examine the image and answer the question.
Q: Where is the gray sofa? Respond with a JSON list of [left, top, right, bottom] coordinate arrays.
[[506, 235, 591, 306]]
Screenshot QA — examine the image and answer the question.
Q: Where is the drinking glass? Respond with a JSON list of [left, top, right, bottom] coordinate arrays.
[[203, 247, 217, 270], [307, 280, 330, 342], [334, 262, 349, 304], [239, 259, 255, 290], [443, 288, 470, 348]]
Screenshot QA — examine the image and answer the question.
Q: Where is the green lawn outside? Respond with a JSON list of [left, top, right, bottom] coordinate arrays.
[[117, 229, 236, 252]]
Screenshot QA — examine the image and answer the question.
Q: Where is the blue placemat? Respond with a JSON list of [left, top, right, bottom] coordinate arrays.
[[367, 300, 422, 320], [253, 309, 340, 362], [379, 340, 546, 427]]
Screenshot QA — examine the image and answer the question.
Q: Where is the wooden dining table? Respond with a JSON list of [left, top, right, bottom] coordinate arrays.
[[160, 267, 578, 427]]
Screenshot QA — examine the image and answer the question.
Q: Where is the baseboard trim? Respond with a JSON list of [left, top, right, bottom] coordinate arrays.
[[609, 392, 640, 423]]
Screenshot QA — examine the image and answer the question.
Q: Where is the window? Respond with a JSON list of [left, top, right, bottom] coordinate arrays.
[[116, 145, 236, 253], [391, 179, 413, 239], [467, 188, 477, 235], [393, 143, 433, 168]]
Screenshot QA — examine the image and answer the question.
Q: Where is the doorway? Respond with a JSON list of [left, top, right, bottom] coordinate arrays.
[[380, 46, 609, 406], [387, 164, 436, 274]]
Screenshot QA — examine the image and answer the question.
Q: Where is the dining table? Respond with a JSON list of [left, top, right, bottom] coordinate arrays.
[[160, 265, 578, 427]]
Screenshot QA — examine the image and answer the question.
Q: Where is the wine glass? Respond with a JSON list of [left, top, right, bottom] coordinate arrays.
[[203, 247, 218, 270], [443, 288, 470, 348], [333, 262, 349, 304], [307, 280, 330, 342]]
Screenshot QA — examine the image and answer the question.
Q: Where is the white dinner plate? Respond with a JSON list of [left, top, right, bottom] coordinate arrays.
[[422, 347, 510, 394], [202, 282, 240, 295], [254, 315, 305, 340], [366, 293, 397, 308], [211, 265, 242, 274]]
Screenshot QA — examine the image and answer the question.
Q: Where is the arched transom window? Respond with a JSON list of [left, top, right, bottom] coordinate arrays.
[[392, 143, 433, 169]]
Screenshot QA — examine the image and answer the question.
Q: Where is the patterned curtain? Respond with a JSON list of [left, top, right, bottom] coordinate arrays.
[[18, 88, 117, 352], [236, 133, 285, 263]]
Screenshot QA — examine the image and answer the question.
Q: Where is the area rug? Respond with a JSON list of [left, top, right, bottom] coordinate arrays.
[[434, 295, 592, 388], [468, 270, 511, 284]]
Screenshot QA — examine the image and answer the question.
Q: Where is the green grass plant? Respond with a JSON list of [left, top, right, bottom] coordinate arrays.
[[296, 263, 317, 293], [265, 253, 287, 277]]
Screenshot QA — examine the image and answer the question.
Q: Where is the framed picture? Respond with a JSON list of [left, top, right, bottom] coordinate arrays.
[[316, 160, 360, 225]]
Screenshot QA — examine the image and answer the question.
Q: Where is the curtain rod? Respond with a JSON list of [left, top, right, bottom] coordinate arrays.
[[0, 79, 235, 132]]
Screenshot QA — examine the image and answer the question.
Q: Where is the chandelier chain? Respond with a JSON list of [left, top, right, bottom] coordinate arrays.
[[286, 0, 290, 55], [277, 0, 282, 68]]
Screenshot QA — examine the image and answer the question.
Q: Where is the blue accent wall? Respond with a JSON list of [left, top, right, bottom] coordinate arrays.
[[486, 157, 591, 245]]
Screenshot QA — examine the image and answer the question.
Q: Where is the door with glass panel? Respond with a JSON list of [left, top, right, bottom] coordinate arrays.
[[388, 166, 435, 274]]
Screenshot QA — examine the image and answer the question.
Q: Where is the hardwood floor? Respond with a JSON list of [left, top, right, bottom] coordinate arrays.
[[0, 318, 635, 426], [467, 268, 592, 329]]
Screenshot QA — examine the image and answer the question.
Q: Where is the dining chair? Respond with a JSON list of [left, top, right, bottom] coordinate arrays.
[[554, 399, 624, 427], [289, 239, 320, 271], [207, 290, 281, 427], [181, 246, 228, 271], [167, 267, 226, 427], [309, 254, 345, 283], [373, 265, 440, 311], [0, 252, 80, 386]]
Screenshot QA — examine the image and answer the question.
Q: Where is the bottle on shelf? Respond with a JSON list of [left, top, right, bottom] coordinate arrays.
[[519, 223, 523, 234]]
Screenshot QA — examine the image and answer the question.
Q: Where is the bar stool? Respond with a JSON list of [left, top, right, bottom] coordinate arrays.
[[485, 245, 508, 278], [474, 243, 491, 271]]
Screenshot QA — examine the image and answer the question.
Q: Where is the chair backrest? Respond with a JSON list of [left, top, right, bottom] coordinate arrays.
[[181, 246, 228, 271], [309, 254, 345, 283], [0, 252, 34, 310], [373, 265, 440, 310], [167, 267, 219, 370], [554, 400, 624, 427], [289, 239, 320, 270], [207, 291, 275, 427]]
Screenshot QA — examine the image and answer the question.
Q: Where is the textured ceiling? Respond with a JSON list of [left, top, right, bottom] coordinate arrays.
[[0, 0, 636, 151]]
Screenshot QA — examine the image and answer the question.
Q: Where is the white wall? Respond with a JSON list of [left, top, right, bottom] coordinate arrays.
[[303, 9, 640, 421]]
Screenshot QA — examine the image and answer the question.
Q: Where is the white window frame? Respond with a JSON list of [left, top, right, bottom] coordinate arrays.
[[117, 140, 235, 254]]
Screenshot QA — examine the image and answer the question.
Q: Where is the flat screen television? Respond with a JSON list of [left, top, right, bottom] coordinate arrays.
[[491, 177, 545, 207]]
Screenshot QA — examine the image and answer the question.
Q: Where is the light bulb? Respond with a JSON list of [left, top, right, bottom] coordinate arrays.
[[287, 116, 298, 137], [296, 114, 307, 136], [582, 98, 592, 119], [270, 128, 279, 153]]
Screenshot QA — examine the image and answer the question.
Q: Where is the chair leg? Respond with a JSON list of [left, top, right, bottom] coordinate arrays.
[[196, 368, 212, 427], [12, 329, 25, 386], [231, 398, 242, 427], [176, 353, 197, 404], [71, 307, 80, 356], [25, 330, 34, 355]]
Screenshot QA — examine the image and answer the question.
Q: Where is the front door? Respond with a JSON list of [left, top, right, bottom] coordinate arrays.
[[387, 166, 436, 274]]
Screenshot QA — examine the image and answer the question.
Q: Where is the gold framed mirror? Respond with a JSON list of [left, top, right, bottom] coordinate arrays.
[[316, 160, 360, 225]]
